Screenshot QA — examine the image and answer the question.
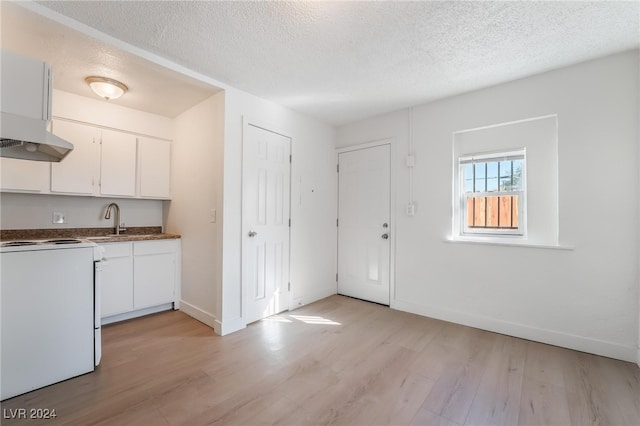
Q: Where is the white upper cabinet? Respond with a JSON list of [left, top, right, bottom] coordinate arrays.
[[0, 157, 49, 192], [50, 119, 99, 195], [1, 50, 50, 120], [138, 137, 171, 199], [100, 129, 137, 197]]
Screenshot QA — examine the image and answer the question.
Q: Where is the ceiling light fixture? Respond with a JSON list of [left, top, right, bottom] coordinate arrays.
[[85, 76, 128, 100]]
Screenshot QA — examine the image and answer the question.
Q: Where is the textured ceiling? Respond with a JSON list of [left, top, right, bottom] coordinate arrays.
[[0, 2, 222, 118], [8, 1, 640, 124]]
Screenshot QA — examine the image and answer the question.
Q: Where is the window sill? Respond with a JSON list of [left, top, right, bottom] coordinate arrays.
[[444, 237, 574, 251]]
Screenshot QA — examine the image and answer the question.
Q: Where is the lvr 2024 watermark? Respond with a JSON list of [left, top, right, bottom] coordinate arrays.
[[3, 408, 57, 420]]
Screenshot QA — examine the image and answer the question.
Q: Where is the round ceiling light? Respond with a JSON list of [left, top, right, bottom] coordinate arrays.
[[85, 76, 128, 101]]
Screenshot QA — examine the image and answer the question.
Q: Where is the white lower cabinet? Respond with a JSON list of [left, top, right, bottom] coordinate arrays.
[[100, 239, 180, 324], [101, 243, 134, 317], [133, 240, 177, 310]]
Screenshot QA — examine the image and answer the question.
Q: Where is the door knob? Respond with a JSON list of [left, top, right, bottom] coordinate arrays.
[[381, 233, 389, 239], [382, 223, 388, 228], [248, 230, 257, 237]]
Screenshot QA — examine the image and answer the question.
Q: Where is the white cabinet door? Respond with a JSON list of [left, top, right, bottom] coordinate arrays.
[[101, 243, 134, 318], [100, 129, 136, 197], [138, 137, 171, 199], [0, 157, 49, 192], [50, 119, 99, 194], [133, 240, 176, 310]]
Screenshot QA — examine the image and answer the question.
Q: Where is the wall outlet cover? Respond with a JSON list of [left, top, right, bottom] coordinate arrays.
[[52, 212, 66, 224]]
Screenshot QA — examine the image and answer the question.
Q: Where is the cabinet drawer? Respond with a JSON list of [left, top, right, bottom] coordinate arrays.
[[133, 239, 177, 256], [101, 242, 132, 259]]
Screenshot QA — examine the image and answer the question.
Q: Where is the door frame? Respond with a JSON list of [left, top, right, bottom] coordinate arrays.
[[336, 139, 396, 305], [241, 116, 293, 324]]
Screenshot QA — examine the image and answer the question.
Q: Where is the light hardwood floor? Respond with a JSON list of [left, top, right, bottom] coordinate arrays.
[[2, 295, 639, 425]]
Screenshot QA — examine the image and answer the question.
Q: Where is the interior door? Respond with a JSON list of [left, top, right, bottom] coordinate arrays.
[[338, 144, 391, 305], [242, 123, 291, 324]]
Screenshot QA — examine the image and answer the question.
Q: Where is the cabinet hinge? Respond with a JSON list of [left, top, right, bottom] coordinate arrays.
[[336, 218, 339, 227], [288, 282, 291, 291], [289, 154, 292, 163], [336, 273, 338, 282], [288, 218, 291, 227], [337, 164, 339, 173]]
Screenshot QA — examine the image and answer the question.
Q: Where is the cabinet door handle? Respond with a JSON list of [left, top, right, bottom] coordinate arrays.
[[248, 230, 257, 238]]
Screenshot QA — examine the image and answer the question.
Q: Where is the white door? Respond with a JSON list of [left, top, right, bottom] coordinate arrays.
[[338, 144, 391, 305], [242, 124, 291, 324]]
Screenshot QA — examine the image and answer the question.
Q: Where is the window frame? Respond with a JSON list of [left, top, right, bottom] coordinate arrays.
[[459, 149, 526, 237]]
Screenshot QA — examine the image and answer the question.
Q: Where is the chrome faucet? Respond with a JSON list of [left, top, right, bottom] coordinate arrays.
[[104, 203, 124, 235]]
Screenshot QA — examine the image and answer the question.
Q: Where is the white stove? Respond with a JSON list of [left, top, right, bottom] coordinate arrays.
[[0, 237, 104, 400], [0, 238, 99, 251]]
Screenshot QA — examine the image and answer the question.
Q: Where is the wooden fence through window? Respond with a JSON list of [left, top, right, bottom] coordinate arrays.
[[466, 195, 518, 229]]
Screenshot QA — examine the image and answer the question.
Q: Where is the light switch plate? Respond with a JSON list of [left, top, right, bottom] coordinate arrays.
[[406, 203, 415, 216]]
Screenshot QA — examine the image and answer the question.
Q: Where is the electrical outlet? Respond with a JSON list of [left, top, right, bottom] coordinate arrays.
[[52, 212, 66, 224]]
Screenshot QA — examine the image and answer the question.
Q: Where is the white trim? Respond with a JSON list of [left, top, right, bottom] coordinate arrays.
[[336, 140, 395, 306], [289, 286, 337, 311], [241, 116, 293, 322], [180, 300, 216, 330], [459, 149, 525, 163], [443, 237, 574, 250], [101, 303, 173, 325], [243, 116, 290, 140], [336, 138, 392, 154], [392, 298, 636, 363], [452, 114, 559, 136], [214, 317, 246, 336]]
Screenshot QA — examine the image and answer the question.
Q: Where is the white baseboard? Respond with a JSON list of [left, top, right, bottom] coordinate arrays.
[[392, 299, 636, 363], [180, 300, 216, 330], [214, 317, 246, 336], [101, 303, 173, 325], [290, 286, 337, 310]]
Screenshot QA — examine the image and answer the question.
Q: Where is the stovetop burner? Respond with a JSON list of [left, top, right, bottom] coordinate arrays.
[[45, 239, 82, 245], [1, 241, 40, 247]]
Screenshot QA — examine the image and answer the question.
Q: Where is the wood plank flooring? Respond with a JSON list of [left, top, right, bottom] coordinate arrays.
[[1, 295, 639, 425]]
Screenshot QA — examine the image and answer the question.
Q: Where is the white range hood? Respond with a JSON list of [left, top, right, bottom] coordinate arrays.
[[0, 50, 73, 162]]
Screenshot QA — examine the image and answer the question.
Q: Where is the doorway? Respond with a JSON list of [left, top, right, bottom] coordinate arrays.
[[337, 143, 391, 305], [242, 122, 291, 324]]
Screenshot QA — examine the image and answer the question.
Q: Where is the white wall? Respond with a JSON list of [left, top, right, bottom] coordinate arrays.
[[0, 192, 162, 229], [220, 87, 336, 334], [164, 92, 225, 328], [0, 90, 171, 231], [53, 90, 173, 139], [337, 50, 639, 362]]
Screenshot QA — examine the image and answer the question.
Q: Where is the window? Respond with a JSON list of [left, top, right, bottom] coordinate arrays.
[[459, 150, 525, 236], [453, 115, 557, 245]]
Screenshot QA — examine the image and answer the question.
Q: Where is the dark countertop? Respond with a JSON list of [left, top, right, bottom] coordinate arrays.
[[0, 226, 181, 242], [85, 233, 181, 243]]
